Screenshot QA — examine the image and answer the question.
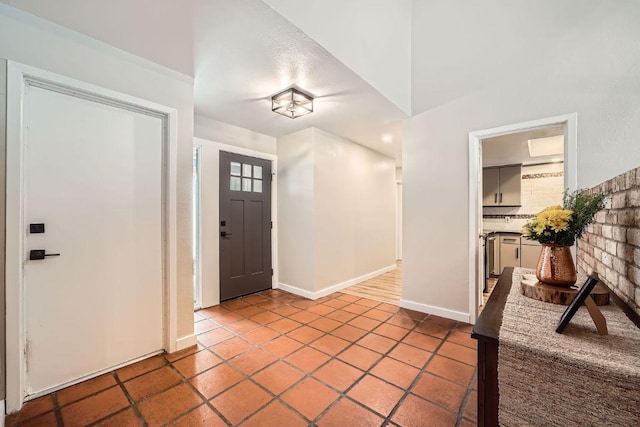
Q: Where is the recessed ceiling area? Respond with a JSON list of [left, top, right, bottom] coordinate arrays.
[[193, 0, 407, 161], [0, 0, 407, 162], [482, 125, 564, 167]]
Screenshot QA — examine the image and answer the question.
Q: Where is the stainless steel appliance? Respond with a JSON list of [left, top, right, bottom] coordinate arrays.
[[483, 232, 497, 292]]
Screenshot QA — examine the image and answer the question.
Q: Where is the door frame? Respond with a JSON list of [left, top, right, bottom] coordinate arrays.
[[193, 145, 203, 309], [193, 137, 277, 309], [396, 181, 402, 261], [5, 61, 179, 412], [467, 113, 578, 323]]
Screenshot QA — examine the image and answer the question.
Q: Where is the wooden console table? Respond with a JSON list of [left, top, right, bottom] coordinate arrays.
[[471, 267, 514, 427], [472, 267, 640, 426]]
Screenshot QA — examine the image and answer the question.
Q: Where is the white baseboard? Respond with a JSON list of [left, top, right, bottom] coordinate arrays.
[[176, 334, 197, 351], [400, 299, 471, 323], [278, 264, 397, 300], [276, 282, 317, 299]]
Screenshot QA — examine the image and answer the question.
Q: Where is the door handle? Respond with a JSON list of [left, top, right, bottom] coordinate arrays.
[[516, 247, 519, 259], [220, 231, 232, 237], [494, 193, 497, 203], [29, 249, 61, 260], [499, 193, 503, 203]]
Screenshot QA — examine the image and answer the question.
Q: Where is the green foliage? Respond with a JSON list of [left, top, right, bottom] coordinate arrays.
[[521, 189, 605, 246]]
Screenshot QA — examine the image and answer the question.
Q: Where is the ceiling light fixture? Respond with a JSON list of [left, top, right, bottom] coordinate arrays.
[[382, 134, 393, 143], [271, 87, 314, 119]]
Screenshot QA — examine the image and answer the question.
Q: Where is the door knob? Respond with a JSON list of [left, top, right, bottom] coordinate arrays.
[[29, 249, 61, 260]]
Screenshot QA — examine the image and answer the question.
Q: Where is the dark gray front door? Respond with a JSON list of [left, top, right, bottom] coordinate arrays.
[[219, 151, 272, 301]]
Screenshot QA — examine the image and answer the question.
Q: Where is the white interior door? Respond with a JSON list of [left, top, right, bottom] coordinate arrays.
[[23, 84, 164, 396]]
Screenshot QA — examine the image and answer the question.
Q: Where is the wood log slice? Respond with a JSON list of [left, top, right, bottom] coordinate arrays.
[[520, 281, 610, 306]]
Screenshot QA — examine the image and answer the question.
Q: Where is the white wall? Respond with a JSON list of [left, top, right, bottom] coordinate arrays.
[[277, 129, 316, 293], [403, 2, 640, 319], [278, 128, 396, 296], [313, 129, 396, 289], [194, 115, 277, 155], [263, 0, 412, 115], [0, 5, 195, 339], [1, 0, 194, 77]]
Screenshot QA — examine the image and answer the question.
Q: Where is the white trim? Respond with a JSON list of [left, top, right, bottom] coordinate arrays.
[[399, 299, 470, 323], [396, 182, 403, 261], [193, 145, 203, 309], [5, 61, 179, 412], [0, 400, 4, 427], [23, 350, 163, 402], [277, 264, 397, 300], [193, 137, 278, 308], [176, 334, 198, 351], [275, 283, 318, 300], [467, 113, 578, 324]]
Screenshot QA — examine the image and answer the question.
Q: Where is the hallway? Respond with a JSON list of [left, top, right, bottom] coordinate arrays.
[[341, 262, 402, 305]]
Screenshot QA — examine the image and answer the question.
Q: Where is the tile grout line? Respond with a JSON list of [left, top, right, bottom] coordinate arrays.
[[160, 353, 234, 426], [52, 392, 64, 427], [207, 291, 402, 424], [206, 289, 475, 425], [456, 367, 479, 426], [382, 317, 454, 424], [111, 371, 148, 427]]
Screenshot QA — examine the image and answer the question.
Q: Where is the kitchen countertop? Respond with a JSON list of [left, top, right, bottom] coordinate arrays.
[[483, 228, 522, 234], [482, 218, 527, 234], [482, 226, 524, 234]]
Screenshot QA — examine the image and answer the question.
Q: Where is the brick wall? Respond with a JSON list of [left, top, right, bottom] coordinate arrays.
[[577, 166, 640, 315]]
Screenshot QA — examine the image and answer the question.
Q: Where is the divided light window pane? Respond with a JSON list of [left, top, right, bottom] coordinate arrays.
[[253, 165, 262, 179], [253, 179, 262, 193], [242, 164, 252, 177], [230, 162, 241, 176], [230, 176, 241, 191], [242, 178, 252, 192]]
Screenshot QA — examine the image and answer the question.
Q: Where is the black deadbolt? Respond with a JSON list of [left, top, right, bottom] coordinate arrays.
[[30, 223, 45, 234]]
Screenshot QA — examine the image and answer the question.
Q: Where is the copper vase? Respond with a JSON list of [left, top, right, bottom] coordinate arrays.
[[536, 244, 577, 287]]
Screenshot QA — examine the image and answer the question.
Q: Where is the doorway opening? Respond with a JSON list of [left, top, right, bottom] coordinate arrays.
[[468, 114, 578, 322]]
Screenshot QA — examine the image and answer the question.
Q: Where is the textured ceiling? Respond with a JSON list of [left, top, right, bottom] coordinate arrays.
[[1, 0, 407, 161], [263, 0, 412, 116], [193, 0, 406, 160], [483, 125, 565, 167]]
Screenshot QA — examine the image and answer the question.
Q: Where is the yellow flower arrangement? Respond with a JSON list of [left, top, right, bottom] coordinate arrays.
[[521, 190, 604, 246]]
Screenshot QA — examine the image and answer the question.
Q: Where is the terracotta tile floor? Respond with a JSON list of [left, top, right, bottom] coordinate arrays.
[[7, 290, 478, 427]]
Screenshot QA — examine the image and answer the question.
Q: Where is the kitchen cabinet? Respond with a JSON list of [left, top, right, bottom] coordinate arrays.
[[496, 234, 542, 272], [483, 165, 522, 207], [498, 235, 520, 272], [520, 240, 542, 269]]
